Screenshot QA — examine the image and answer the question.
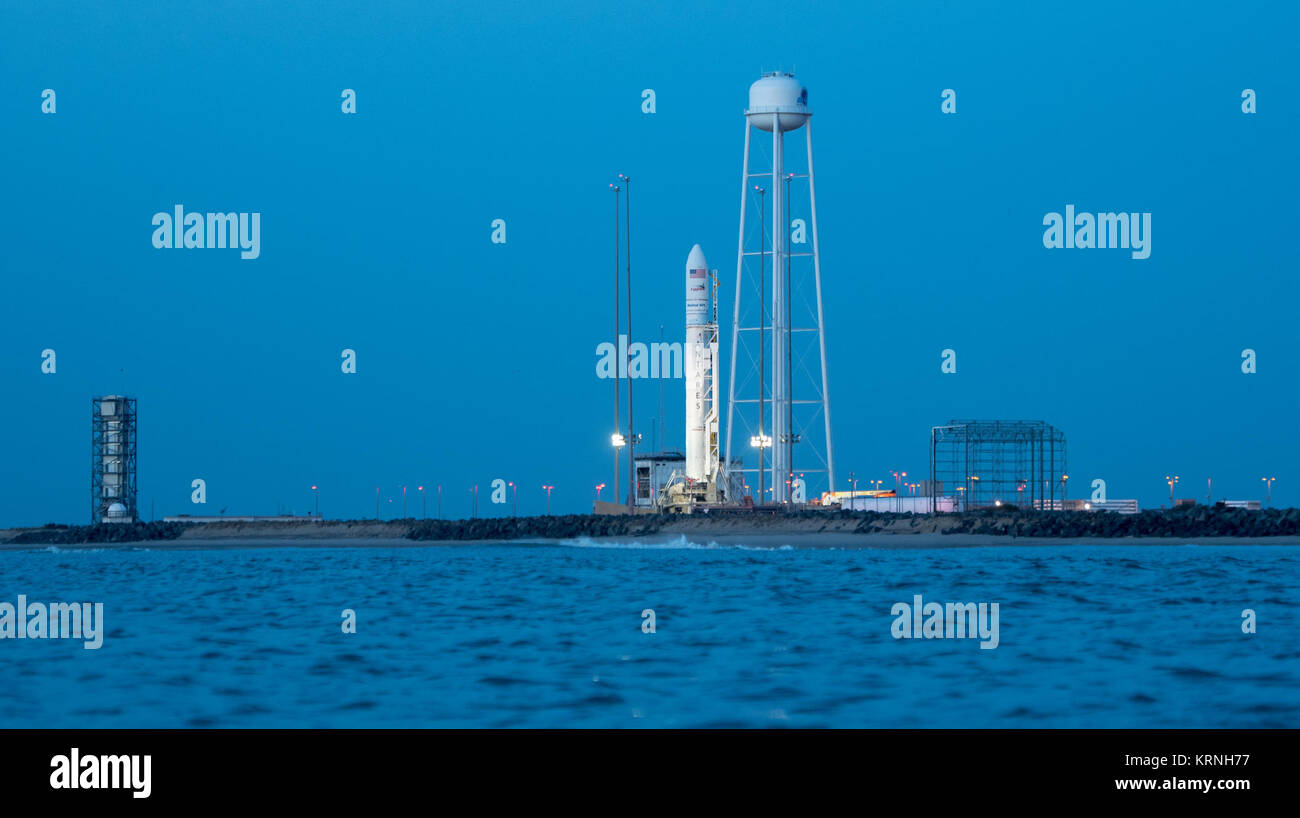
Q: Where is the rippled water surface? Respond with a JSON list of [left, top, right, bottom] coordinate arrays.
[[1, 539, 1297, 727]]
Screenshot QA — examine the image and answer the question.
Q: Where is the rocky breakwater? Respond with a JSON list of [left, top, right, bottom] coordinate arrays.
[[6, 521, 190, 545], [888, 504, 1300, 539], [406, 514, 670, 542]]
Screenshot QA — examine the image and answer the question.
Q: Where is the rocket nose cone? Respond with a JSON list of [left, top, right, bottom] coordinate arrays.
[[686, 244, 707, 270]]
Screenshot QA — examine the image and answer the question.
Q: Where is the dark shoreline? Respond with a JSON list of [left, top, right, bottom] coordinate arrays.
[[3, 505, 1298, 546]]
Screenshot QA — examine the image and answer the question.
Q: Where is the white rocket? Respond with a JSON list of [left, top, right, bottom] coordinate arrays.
[[685, 244, 719, 483]]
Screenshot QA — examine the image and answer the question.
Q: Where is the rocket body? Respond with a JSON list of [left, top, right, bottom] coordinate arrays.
[[685, 244, 718, 483]]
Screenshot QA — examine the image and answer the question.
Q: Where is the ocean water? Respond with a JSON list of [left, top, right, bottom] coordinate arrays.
[[0, 538, 1297, 728]]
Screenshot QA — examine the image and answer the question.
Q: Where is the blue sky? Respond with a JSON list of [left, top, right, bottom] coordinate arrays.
[[1, 0, 1296, 523]]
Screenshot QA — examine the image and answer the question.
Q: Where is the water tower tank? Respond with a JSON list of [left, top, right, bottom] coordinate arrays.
[[746, 72, 809, 132]]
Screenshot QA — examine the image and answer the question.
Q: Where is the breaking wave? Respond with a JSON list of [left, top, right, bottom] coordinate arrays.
[[558, 534, 796, 550], [559, 534, 726, 550]]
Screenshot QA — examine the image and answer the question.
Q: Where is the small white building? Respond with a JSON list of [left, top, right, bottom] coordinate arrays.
[[1063, 499, 1140, 514], [1222, 500, 1262, 510], [163, 514, 322, 523], [840, 495, 952, 513], [632, 451, 686, 509]]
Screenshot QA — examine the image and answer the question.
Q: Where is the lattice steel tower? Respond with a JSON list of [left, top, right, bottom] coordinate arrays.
[[91, 395, 137, 523], [725, 71, 834, 504]]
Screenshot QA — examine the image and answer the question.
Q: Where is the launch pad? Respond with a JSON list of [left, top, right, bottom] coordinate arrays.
[[598, 72, 832, 515]]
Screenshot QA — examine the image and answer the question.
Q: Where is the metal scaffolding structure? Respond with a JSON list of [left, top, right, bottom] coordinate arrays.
[[91, 396, 138, 523], [929, 420, 1067, 512]]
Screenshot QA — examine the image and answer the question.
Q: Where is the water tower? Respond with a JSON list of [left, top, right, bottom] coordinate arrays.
[[92, 395, 137, 523], [725, 72, 835, 504]]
